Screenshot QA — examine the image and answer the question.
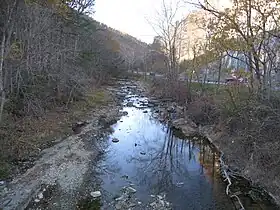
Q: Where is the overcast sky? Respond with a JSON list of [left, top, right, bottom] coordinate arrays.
[[94, 0, 198, 44]]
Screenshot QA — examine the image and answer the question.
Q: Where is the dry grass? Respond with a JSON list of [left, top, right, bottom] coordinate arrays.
[[0, 88, 113, 179], [148, 78, 280, 204], [190, 89, 280, 204]]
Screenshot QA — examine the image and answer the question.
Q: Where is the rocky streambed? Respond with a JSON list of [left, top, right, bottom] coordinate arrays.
[[0, 80, 278, 210]]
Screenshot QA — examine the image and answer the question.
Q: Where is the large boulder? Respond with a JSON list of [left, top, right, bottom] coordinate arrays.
[[172, 118, 197, 128], [180, 125, 198, 137], [172, 118, 198, 137]]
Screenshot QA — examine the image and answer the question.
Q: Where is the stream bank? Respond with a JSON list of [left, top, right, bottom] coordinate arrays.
[[1, 79, 278, 210], [0, 80, 126, 210], [143, 79, 279, 209], [79, 81, 235, 210]]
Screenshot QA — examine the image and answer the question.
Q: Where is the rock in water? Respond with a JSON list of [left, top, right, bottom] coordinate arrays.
[[126, 186, 137, 193], [127, 102, 133, 107], [112, 138, 120, 143], [149, 194, 171, 209], [120, 111, 128, 116], [90, 191, 102, 198], [38, 192, 44, 199]]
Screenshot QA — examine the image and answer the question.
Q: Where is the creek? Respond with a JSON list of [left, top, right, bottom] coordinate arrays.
[[87, 82, 276, 210]]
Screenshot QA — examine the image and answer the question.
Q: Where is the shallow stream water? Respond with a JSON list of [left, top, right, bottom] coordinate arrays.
[[90, 82, 277, 210]]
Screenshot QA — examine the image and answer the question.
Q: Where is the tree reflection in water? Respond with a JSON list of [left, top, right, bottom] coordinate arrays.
[[129, 126, 216, 194], [97, 105, 234, 209]]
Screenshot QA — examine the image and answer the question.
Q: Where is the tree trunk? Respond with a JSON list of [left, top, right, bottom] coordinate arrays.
[[217, 54, 222, 89], [247, 52, 254, 93], [188, 70, 194, 101], [0, 33, 6, 123]]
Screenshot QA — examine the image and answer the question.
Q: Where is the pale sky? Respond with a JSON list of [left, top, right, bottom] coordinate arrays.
[[94, 0, 198, 44]]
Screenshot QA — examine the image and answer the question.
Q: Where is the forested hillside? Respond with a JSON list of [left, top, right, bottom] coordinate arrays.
[[0, 0, 152, 177], [0, 0, 149, 119]]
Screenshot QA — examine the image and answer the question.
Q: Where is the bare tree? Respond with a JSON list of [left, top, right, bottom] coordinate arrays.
[[121, 46, 137, 73], [68, 0, 95, 14], [190, 0, 280, 98], [0, 0, 19, 122], [148, 0, 185, 80], [0, 0, 138, 121]]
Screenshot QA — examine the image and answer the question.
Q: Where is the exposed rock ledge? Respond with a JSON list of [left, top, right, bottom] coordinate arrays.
[[171, 118, 198, 137]]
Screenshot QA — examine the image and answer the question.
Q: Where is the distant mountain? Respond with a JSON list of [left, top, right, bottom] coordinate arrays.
[[92, 19, 150, 69], [82, 17, 167, 73]]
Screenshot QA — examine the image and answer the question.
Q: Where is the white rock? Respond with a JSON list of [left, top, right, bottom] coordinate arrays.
[[34, 199, 40, 203], [126, 186, 137, 193], [38, 192, 44, 199], [176, 182, 184, 187], [159, 199, 165, 206], [90, 191, 102, 198], [115, 195, 125, 201], [166, 201, 170, 207], [150, 201, 157, 208], [157, 195, 163, 200]]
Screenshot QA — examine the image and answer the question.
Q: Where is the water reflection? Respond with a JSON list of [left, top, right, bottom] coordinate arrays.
[[96, 103, 234, 210]]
